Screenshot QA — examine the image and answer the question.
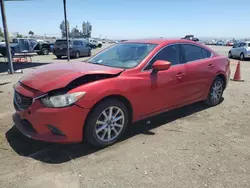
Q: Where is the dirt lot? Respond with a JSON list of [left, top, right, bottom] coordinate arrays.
[[0, 45, 250, 188]]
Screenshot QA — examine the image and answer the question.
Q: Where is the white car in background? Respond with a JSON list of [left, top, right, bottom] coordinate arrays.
[[88, 38, 102, 48], [228, 41, 250, 60]]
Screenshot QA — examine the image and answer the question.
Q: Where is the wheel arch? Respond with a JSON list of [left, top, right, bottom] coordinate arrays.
[[83, 94, 133, 136], [215, 73, 226, 89]]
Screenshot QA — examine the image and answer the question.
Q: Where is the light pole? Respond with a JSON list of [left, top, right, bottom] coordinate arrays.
[[63, 0, 70, 62], [0, 0, 14, 74]]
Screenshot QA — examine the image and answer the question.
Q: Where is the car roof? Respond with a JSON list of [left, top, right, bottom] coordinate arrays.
[[123, 38, 199, 45], [56, 38, 87, 41]]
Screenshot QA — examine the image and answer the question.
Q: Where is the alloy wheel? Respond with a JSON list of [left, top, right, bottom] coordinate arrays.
[[76, 51, 80, 58], [240, 53, 244, 60], [210, 80, 223, 104], [42, 48, 49, 55], [95, 106, 125, 142]]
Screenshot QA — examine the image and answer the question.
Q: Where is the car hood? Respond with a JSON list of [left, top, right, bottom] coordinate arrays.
[[19, 62, 124, 93]]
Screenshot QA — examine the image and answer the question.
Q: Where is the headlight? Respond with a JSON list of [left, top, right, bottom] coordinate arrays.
[[41, 92, 86, 108]]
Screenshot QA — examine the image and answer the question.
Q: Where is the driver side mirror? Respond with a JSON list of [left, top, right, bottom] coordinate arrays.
[[152, 60, 171, 71]]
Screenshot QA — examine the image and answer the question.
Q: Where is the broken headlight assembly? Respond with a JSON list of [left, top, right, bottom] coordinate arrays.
[[40, 92, 86, 108]]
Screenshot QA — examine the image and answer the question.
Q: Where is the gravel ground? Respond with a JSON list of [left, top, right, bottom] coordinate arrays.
[[0, 45, 249, 188]]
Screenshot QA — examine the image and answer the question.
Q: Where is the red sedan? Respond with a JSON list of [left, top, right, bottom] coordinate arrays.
[[13, 39, 231, 147]]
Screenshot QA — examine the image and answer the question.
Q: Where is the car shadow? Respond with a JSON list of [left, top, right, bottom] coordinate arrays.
[[0, 61, 50, 73], [52, 57, 68, 60], [5, 100, 219, 164], [52, 57, 89, 61]]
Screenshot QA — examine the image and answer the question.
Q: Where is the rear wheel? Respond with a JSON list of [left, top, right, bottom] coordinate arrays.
[[42, 48, 49, 55], [75, 51, 80, 59], [228, 51, 232, 58], [56, 55, 62, 59], [84, 99, 129, 147], [240, 53, 245, 60], [205, 77, 224, 106], [87, 50, 92, 57]]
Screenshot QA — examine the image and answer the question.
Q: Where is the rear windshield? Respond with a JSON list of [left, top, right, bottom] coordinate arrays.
[[55, 40, 71, 45]]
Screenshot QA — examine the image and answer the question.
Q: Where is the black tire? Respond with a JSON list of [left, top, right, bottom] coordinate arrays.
[[87, 50, 92, 57], [84, 98, 129, 148], [56, 55, 62, 59], [42, 48, 49, 55], [240, 53, 245, 60], [11, 49, 15, 58], [75, 51, 80, 59], [98, 43, 102, 48], [228, 51, 232, 58], [205, 77, 224, 106]]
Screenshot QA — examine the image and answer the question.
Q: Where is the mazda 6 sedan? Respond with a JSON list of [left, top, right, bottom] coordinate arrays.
[[13, 39, 231, 147]]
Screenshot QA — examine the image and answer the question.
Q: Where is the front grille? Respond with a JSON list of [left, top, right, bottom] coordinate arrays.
[[14, 91, 33, 110]]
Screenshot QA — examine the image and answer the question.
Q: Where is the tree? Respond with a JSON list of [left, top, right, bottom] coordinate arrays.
[[0, 27, 4, 37], [82, 21, 92, 38], [28, 31, 34, 36], [71, 25, 83, 38], [16, 33, 23, 38], [60, 20, 70, 38]]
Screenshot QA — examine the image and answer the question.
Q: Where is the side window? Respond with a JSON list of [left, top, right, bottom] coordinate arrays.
[[145, 45, 179, 70], [235, 43, 241, 48], [181, 44, 204, 62], [201, 48, 212, 58], [73, 40, 81, 45], [241, 43, 246, 47]]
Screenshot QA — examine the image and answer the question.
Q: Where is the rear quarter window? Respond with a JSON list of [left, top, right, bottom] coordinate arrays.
[[182, 44, 204, 62], [202, 48, 212, 58]]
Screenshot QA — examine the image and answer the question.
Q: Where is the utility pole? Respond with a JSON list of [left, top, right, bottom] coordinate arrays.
[[0, 0, 14, 74], [63, 0, 70, 62]]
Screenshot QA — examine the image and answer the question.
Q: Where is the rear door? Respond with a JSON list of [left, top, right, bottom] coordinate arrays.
[[238, 42, 246, 57], [72, 40, 82, 55], [230, 43, 239, 57], [180, 44, 214, 102], [82, 41, 90, 55]]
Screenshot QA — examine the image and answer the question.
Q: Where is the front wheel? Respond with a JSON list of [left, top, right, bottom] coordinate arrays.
[[240, 53, 245, 60], [228, 51, 232, 58], [84, 99, 129, 147], [205, 77, 224, 106]]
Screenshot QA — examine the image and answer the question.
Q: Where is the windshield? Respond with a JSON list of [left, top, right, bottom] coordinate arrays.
[[87, 43, 157, 69]]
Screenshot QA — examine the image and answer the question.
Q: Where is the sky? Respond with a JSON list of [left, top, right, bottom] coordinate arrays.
[[0, 0, 249, 39]]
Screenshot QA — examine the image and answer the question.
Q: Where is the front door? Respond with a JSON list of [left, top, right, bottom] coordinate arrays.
[[135, 44, 188, 116]]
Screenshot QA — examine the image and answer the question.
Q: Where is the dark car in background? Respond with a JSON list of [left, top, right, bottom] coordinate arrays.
[[0, 38, 53, 57], [181, 35, 199, 42], [53, 38, 92, 59]]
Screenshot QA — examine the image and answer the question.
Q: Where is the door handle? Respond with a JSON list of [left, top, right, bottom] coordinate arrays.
[[208, 64, 214, 69], [176, 72, 185, 80]]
